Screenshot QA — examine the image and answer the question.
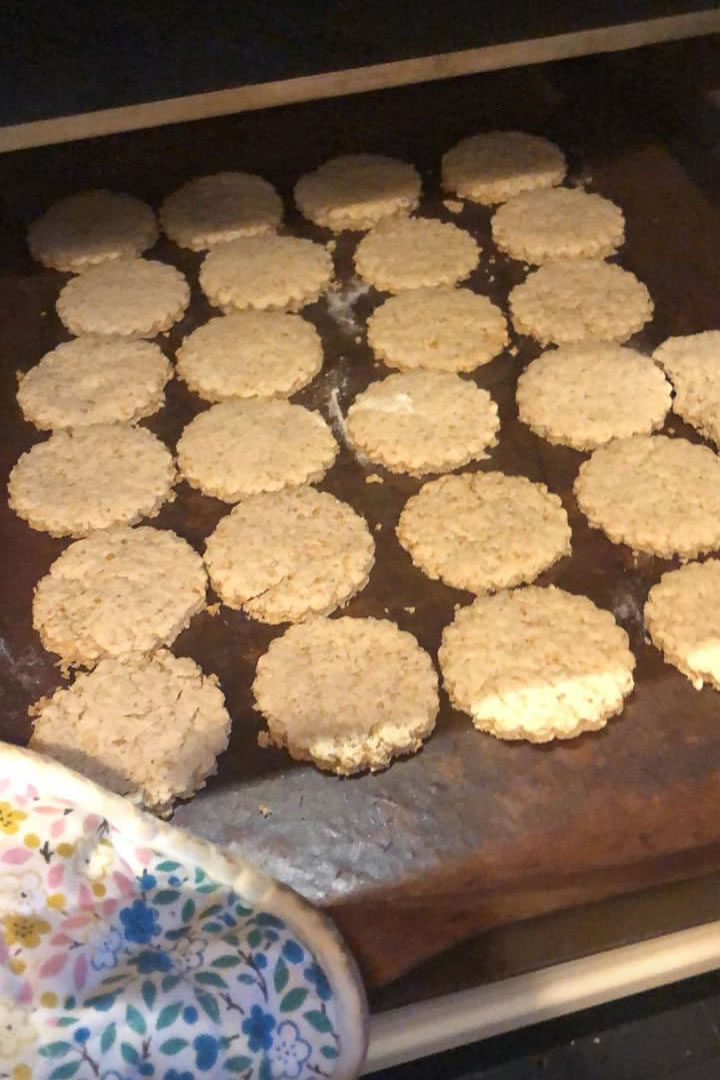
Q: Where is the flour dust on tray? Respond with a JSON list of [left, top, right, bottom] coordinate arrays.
[[491, 186, 625, 262], [199, 234, 333, 312], [441, 131, 566, 204], [354, 216, 479, 292], [367, 285, 508, 373], [176, 311, 323, 401], [294, 153, 421, 231], [159, 171, 283, 249], [8, 423, 175, 537], [516, 343, 671, 451], [33, 526, 207, 667], [253, 616, 439, 774], [57, 257, 190, 337], [397, 472, 571, 593], [653, 331, 720, 446], [645, 559, 720, 691], [345, 370, 499, 475], [575, 434, 720, 559], [17, 335, 172, 430], [27, 189, 158, 272], [439, 585, 635, 742], [29, 650, 230, 814], [177, 398, 337, 500], [509, 258, 653, 345], [205, 487, 375, 624]]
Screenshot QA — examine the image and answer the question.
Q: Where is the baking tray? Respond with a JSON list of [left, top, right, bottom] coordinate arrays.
[[2, 45, 720, 994]]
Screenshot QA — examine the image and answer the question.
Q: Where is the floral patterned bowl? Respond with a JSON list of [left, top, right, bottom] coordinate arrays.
[[0, 742, 368, 1080]]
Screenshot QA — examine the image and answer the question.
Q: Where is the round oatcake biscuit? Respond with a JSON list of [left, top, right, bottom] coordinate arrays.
[[397, 472, 571, 593], [30, 650, 230, 813], [367, 286, 508, 373], [57, 257, 190, 338], [509, 258, 653, 345], [177, 398, 337, 501], [354, 216, 479, 292], [176, 311, 323, 402], [17, 336, 172, 430], [205, 487, 375, 624], [345, 371, 499, 475], [644, 559, 720, 690], [8, 424, 175, 538], [159, 171, 283, 250], [33, 526, 207, 667], [439, 585, 635, 742], [574, 434, 720, 559], [491, 187, 625, 263], [253, 616, 439, 774], [294, 153, 421, 231], [653, 331, 720, 446], [199, 234, 333, 313], [516, 343, 671, 451], [27, 189, 158, 272], [441, 131, 566, 205]]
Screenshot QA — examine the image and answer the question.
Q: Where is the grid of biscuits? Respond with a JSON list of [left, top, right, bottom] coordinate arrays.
[[11, 135, 716, 810]]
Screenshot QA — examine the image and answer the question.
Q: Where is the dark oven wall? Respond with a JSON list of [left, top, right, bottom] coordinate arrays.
[[1, 1, 718, 128]]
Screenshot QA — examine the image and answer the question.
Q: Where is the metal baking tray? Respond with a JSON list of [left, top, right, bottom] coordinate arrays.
[[2, 46, 720, 999]]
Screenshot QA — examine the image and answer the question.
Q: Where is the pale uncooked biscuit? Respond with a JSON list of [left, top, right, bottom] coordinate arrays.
[[57, 257, 190, 337], [491, 187, 625, 262], [177, 399, 337, 501], [176, 312, 323, 401], [367, 286, 508, 373], [574, 434, 720, 559], [253, 616, 439, 773], [17, 336, 172, 430], [354, 217, 479, 292], [441, 131, 566, 205], [509, 259, 653, 345], [33, 526, 206, 667], [159, 172, 283, 250], [345, 371, 499, 475], [645, 559, 720, 690], [8, 424, 175, 538], [516, 343, 671, 450], [653, 332, 720, 445], [28, 190, 158, 272], [30, 651, 230, 812], [397, 472, 571, 593], [294, 154, 421, 231], [199, 235, 333, 313], [439, 586, 635, 742], [205, 487, 374, 623]]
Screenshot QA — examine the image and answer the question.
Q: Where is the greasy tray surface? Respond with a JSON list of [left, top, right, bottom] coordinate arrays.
[[2, 56, 720, 989]]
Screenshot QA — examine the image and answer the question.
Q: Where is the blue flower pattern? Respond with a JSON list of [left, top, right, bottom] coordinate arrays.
[[91, 927, 123, 971], [243, 1005, 277, 1052], [268, 1021, 312, 1079], [119, 898, 161, 943], [34, 852, 341, 1079]]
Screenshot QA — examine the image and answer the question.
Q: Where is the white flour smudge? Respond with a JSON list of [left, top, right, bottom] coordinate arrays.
[[611, 587, 644, 631], [327, 386, 349, 443], [325, 381, 370, 465], [0, 637, 50, 694], [326, 277, 370, 335]]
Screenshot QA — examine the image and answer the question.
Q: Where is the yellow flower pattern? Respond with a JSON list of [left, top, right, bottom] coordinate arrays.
[[0, 1000, 36, 1060], [0, 803, 26, 835], [1, 914, 51, 949]]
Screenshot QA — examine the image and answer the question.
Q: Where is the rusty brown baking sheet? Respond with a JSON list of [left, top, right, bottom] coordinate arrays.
[[2, 46, 720, 993]]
